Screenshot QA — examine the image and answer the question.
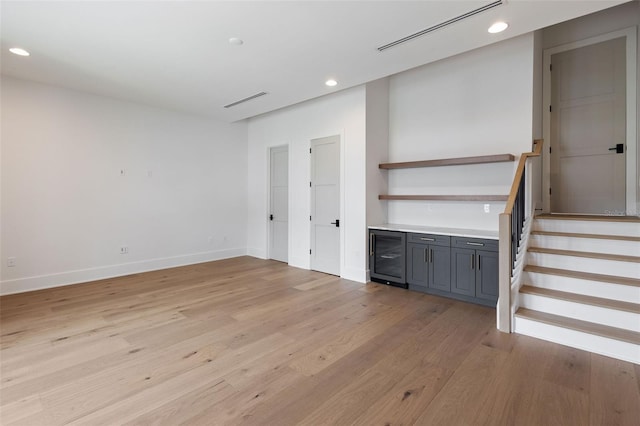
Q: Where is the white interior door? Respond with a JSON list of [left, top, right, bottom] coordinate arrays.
[[269, 145, 288, 263], [550, 37, 626, 214], [310, 135, 340, 276]]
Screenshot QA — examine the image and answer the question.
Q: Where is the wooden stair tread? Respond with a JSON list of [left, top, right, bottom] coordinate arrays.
[[528, 246, 640, 263], [515, 308, 640, 345], [535, 213, 640, 223], [378, 194, 508, 201], [524, 265, 640, 288], [520, 285, 640, 314], [531, 230, 640, 242]]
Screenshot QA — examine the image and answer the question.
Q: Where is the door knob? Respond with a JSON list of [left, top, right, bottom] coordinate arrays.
[[330, 219, 340, 227], [608, 143, 624, 154]]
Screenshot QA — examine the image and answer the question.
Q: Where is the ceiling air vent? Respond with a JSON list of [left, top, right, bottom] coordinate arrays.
[[377, 0, 504, 52], [223, 92, 268, 108]]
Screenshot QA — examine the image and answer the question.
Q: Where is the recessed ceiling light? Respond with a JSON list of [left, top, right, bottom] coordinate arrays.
[[488, 22, 508, 34], [228, 37, 244, 46], [9, 47, 30, 56], [325, 79, 338, 87]]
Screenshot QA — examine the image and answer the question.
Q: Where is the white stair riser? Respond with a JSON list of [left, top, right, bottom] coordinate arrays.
[[530, 235, 640, 257], [533, 220, 640, 237], [527, 253, 640, 279], [519, 293, 640, 332], [514, 316, 640, 365], [525, 271, 640, 303]]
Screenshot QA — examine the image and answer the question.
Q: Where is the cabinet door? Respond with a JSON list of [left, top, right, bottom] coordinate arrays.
[[428, 245, 451, 292], [406, 243, 427, 287], [476, 250, 499, 302], [451, 247, 475, 297]]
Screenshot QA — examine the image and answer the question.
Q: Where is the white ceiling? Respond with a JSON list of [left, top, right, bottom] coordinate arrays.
[[0, 1, 629, 122]]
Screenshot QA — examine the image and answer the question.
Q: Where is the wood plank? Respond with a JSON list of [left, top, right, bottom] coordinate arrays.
[[2, 257, 640, 424], [515, 308, 640, 345], [528, 246, 640, 263], [413, 344, 511, 424], [531, 230, 640, 242], [351, 362, 453, 426], [524, 265, 640, 288], [379, 194, 509, 201], [520, 285, 640, 314], [590, 355, 640, 426], [379, 153, 515, 169], [504, 139, 543, 213], [536, 213, 640, 223]]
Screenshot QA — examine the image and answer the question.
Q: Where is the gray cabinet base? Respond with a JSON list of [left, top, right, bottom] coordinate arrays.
[[407, 284, 497, 308]]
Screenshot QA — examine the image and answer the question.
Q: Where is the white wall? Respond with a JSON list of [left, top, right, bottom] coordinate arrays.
[[247, 86, 368, 282], [386, 34, 535, 231], [0, 77, 248, 295], [541, 1, 640, 215], [365, 78, 390, 228]]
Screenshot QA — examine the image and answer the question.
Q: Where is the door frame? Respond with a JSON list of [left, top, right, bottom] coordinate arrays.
[[266, 143, 290, 262], [542, 27, 637, 215], [309, 131, 345, 276]]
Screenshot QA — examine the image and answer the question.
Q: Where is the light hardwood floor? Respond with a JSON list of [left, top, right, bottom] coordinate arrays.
[[1, 256, 639, 425]]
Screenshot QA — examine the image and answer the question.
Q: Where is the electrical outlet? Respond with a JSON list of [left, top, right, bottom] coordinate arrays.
[[120, 169, 126, 176], [484, 204, 491, 213], [120, 246, 129, 254], [7, 257, 16, 267]]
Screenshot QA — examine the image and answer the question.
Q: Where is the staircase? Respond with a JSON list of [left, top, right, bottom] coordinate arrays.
[[513, 214, 640, 364]]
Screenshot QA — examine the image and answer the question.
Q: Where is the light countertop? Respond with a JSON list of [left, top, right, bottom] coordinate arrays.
[[368, 223, 499, 240]]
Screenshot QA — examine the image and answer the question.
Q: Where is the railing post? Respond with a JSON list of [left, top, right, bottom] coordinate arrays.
[[498, 213, 511, 332]]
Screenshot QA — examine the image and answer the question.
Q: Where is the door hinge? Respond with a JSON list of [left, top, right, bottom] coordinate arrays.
[[309, 148, 312, 154], [309, 249, 312, 255], [549, 147, 552, 154], [309, 181, 312, 187], [550, 63, 552, 71], [310, 215, 312, 221], [549, 105, 552, 112], [549, 187, 552, 195]]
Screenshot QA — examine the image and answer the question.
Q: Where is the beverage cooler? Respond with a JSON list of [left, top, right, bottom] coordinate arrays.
[[369, 229, 407, 288]]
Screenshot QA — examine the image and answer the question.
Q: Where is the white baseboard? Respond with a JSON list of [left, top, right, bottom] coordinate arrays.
[[514, 316, 640, 365], [288, 255, 310, 271], [246, 247, 267, 259], [341, 267, 367, 284], [0, 248, 247, 296]]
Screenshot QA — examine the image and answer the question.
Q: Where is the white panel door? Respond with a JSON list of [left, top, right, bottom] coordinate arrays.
[[269, 146, 288, 263], [550, 37, 626, 214], [310, 135, 340, 276]]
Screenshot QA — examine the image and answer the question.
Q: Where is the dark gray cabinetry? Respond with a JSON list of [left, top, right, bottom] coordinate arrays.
[[450, 237, 499, 307], [406, 233, 450, 292]]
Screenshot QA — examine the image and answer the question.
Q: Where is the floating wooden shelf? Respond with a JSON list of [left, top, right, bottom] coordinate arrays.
[[379, 153, 515, 169], [379, 195, 509, 202]]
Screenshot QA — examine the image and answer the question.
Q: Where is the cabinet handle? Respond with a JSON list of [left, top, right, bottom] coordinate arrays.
[[424, 248, 428, 263], [430, 248, 434, 263], [420, 237, 435, 241], [369, 233, 374, 256], [477, 255, 481, 270], [466, 242, 484, 247], [471, 254, 475, 270]]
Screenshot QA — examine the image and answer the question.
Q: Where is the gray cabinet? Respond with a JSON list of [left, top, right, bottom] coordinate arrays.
[[450, 237, 499, 307], [406, 233, 450, 293], [368, 227, 499, 308]]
